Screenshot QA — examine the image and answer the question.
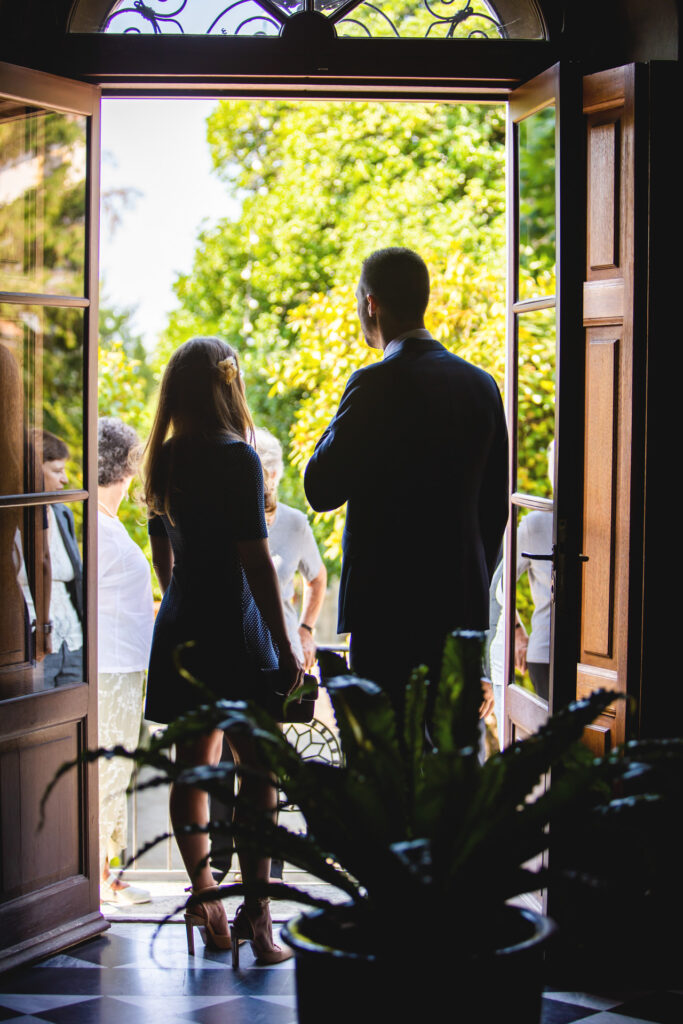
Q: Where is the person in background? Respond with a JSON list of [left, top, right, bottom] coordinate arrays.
[[512, 439, 554, 702], [39, 431, 83, 688], [97, 417, 155, 906], [254, 427, 327, 669], [489, 440, 555, 710]]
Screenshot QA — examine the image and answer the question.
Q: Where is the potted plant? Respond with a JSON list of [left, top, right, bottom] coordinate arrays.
[[45, 630, 645, 1022], [547, 733, 683, 990]]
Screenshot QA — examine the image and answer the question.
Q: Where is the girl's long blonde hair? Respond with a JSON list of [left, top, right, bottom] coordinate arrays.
[[143, 336, 254, 518]]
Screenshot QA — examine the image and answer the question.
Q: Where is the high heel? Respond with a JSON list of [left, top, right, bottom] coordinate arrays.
[[230, 898, 293, 968], [184, 886, 232, 954]]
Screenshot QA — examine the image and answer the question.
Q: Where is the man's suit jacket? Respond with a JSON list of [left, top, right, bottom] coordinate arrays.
[[53, 502, 84, 622], [304, 337, 508, 637]]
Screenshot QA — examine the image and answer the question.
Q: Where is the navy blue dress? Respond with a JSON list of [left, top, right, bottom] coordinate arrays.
[[145, 436, 277, 724]]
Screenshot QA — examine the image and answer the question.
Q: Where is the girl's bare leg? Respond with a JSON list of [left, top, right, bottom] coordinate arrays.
[[226, 732, 289, 960], [225, 732, 277, 896], [170, 728, 228, 934]]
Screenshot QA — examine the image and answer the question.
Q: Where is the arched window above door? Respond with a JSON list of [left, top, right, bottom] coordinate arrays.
[[69, 0, 547, 39]]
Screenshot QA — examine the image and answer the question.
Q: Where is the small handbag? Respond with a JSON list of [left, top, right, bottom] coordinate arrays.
[[258, 668, 319, 723]]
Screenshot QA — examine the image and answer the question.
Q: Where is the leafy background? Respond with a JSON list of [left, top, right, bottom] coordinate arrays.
[[5, 100, 555, 647]]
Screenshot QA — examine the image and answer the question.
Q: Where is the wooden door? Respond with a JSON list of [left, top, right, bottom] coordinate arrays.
[[0, 61, 106, 970], [504, 63, 641, 755], [503, 63, 584, 746], [577, 66, 640, 754]]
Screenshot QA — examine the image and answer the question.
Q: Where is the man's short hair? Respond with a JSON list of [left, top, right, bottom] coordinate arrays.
[[360, 247, 430, 321]]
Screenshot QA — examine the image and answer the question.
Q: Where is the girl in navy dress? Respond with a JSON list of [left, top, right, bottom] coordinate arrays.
[[143, 336, 301, 962]]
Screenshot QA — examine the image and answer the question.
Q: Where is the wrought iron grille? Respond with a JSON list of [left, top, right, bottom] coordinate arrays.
[[103, 0, 505, 39]]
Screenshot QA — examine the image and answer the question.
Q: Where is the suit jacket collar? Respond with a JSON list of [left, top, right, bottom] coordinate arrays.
[[382, 334, 441, 361]]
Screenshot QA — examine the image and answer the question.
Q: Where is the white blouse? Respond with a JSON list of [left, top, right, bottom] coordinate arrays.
[[98, 512, 155, 673], [48, 505, 83, 652]]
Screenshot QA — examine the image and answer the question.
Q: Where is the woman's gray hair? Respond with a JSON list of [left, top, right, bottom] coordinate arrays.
[[254, 427, 284, 488], [98, 417, 141, 487]]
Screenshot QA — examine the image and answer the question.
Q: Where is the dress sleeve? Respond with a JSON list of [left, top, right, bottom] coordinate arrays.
[[148, 513, 167, 538], [228, 443, 269, 542]]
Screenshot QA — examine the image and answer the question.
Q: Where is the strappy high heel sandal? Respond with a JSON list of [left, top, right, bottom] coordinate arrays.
[[184, 885, 232, 955], [230, 898, 293, 968]]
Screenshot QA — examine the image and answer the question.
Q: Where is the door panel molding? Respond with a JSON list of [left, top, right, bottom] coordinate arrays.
[[582, 67, 626, 114], [583, 279, 624, 323], [582, 332, 618, 659], [588, 120, 620, 270]]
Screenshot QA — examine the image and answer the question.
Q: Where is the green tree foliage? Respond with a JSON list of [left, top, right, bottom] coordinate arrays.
[[163, 101, 508, 553], [163, 98, 555, 575], [335, 0, 501, 38], [98, 300, 157, 582]]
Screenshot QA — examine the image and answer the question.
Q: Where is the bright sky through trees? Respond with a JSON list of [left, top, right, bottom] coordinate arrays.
[[100, 98, 233, 348]]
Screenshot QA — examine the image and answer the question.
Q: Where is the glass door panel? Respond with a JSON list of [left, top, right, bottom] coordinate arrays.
[[518, 105, 556, 301], [0, 500, 85, 700], [506, 61, 584, 759], [514, 504, 553, 703], [0, 303, 85, 494], [516, 307, 555, 497], [0, 104, 87, 297], [505, 68, 559, 747]]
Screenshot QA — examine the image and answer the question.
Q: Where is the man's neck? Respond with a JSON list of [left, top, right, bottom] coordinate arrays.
[[379, 320, 426, 350]]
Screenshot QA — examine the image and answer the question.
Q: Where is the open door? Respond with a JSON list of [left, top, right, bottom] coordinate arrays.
[[504, 63, 641, 750], [0, 61, 106, 969], [503, 63, 585, 747], [576, 65, 641, 754]]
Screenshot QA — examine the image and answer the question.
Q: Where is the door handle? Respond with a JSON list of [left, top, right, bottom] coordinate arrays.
[[521, 551, 590, 563]]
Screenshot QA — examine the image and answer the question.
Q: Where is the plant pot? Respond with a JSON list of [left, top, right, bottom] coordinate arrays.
[[282, 903, 556, 1024]]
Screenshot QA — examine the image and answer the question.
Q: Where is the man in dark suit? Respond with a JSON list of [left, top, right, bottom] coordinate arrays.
[[304, 247, 508, 714]]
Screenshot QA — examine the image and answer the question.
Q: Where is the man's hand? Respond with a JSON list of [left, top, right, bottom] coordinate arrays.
[[479, 679, 495, 719], [514, 624, 528, 673], [298, 626, 317, 671], [280, 645, 305, 696]]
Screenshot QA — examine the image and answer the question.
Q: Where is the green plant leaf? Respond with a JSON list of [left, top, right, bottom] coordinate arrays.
[[209, 818, 361, 900], [324, 675, 407, 826], [432, 630, 487, 754], [476, 689, 623, 819], [403, 666, 428, 825]]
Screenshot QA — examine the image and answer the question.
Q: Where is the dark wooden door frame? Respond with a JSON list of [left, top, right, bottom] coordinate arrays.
[[0, 34, 560, 98]]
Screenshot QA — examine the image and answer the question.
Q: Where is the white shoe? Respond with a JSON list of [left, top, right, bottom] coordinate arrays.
[[101, 877, 151, 905]]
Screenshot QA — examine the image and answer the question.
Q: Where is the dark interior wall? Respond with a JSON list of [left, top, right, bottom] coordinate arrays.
[[558, 0, 679, 61]]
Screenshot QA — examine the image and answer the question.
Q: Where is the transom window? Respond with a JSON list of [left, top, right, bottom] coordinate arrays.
[[69, 0, 546, 39]]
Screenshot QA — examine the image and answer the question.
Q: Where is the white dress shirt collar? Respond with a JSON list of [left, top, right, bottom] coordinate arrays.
[[383, 328, 433, 359]]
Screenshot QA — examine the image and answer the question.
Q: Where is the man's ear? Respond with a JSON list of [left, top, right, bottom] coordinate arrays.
[[367, 294, 378, 318]]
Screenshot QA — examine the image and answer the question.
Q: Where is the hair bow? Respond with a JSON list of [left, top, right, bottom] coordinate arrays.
[[217, 356, 238, 385]]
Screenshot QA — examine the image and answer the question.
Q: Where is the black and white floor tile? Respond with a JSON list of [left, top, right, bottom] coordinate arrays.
[[0, 923, 680, 1024]]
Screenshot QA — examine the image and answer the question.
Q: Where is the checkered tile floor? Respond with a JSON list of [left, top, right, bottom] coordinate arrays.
[[0, 923, 680, 1023]]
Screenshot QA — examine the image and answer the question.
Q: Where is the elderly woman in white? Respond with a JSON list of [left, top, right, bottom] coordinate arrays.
[[254, 427, 327, 669], [97, 417, 155, 905]]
